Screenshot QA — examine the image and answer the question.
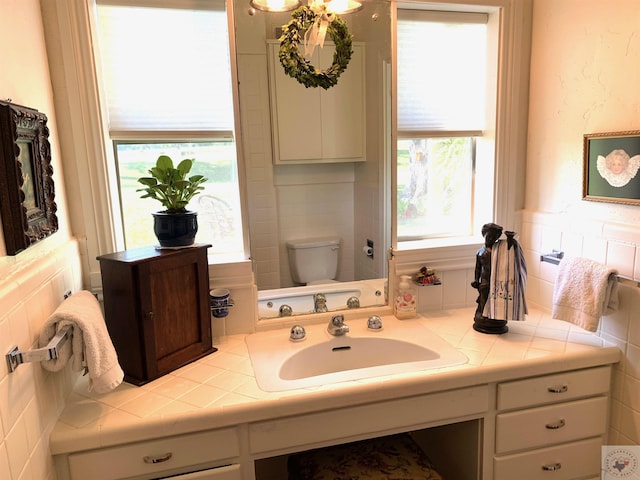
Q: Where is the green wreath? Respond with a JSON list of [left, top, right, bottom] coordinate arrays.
[[279, 6, 353, 89]]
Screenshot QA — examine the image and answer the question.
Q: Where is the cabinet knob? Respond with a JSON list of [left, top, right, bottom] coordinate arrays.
[[545, 418, 566, 430], [143, 452, 173, 464], [547, 384, 568, 393], [541, 462, 562, 471]]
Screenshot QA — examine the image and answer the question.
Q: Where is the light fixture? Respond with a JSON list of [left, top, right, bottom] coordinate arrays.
[[325, 0, 363, 14], [249, 0, 301, 12]]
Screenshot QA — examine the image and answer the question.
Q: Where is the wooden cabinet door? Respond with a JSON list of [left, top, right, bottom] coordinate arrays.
[[143, 247, 213, 376]]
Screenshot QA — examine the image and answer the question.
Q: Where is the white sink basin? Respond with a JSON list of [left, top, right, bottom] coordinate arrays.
[[246, 316, 468, 391]]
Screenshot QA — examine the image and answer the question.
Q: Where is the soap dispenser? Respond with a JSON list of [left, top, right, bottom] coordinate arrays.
[[394, 275, 417, 319]]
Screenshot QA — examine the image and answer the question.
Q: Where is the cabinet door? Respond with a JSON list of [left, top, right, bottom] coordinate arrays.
[[268, 41, 366, 164], [142, 248, 213, 376]]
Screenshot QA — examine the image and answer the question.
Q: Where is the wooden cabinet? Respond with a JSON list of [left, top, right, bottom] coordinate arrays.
[[267, 41, 366, 164], [97, 244, 215, 385], [493, 366, 612, 480]]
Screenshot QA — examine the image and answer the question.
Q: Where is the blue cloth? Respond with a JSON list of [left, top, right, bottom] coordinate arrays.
[[483, 237, 528, 321]]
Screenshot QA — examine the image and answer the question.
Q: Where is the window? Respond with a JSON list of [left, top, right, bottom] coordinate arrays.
[[94, 0, 243, 255], [396, 9, 495, 244]]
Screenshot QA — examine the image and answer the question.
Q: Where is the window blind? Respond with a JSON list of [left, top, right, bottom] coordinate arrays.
[[397, 10, 488, 134], [95, 2, 234, 133]]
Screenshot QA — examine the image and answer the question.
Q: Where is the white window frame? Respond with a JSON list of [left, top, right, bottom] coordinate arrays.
[[392, 0, 531, 271], [41, 0, 251, 291]]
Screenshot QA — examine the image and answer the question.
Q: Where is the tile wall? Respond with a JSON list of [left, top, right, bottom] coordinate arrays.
[[520, 209, 640, 445], [0, 240, 83, 480], [406, 209, 639, 444]]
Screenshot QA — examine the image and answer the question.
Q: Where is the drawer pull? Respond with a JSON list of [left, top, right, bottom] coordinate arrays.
[[143, 452, 173, 464], [547, 384, 568, 393], [545, 418, 566, 429], [541, 462, 562, 471]]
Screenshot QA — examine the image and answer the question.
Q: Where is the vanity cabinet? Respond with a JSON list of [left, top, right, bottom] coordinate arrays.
[[493, 366, 611, 480], [65, 428, 241, 480], [51, 327, 619, 480], [267, 41, 366, 164], [97, 244, 215, 385]]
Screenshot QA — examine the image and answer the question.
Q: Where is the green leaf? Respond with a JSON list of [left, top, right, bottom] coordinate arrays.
[[176, 159, 194, 176], [156, 155, 174, 171], [137, 177, 158, 186]]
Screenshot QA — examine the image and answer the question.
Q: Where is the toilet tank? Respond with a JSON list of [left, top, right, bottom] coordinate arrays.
[[286, 237, 340, 284]]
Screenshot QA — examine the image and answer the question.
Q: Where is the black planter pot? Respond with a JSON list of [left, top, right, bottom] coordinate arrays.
[[152, 211, 198, 247]]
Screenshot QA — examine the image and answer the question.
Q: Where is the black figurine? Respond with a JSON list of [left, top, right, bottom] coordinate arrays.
[[471, 223, 509, 334]]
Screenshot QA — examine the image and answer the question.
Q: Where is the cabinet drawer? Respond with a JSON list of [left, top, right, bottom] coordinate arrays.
[[497, 366, 610, 410], [250, 386, 488, 455], [68, 428, 239, 480], [494, 437, 602, 480], [168, 464, 241, 479], [495, 396, 607, 454]]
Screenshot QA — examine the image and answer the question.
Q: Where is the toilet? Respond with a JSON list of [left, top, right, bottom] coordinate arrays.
[[286, 237, 340, 285]]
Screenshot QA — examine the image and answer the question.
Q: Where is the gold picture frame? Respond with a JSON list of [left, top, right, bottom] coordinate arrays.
[[583, 130, 640, 206]]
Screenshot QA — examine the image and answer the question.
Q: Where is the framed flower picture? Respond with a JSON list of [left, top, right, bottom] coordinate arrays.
[[583, 131, 640, 205], [0, 100, 58, 255]]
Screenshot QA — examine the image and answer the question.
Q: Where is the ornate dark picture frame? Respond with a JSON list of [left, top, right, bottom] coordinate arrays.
[[583, 130, 640, 206], [0, 100, 58, 255]]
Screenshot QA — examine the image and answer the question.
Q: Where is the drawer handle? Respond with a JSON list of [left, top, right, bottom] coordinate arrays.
[[143, 452, 173, 464], [547, 384, 568, 393], [545, 418, 566, 429], [541, 462, 562, 471]]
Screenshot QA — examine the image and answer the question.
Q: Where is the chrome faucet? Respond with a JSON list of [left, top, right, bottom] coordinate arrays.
[[327, 314, 349, 336], [314, 293, 328, 313]]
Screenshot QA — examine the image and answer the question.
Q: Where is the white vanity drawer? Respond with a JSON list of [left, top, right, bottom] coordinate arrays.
[[167, 464, 241, 479], [494, 437, 602, 480], [250, 386, 488, 455], [67, 428, 240, 480], [497, 366, 610, 411], [495, 396, 607, 454]]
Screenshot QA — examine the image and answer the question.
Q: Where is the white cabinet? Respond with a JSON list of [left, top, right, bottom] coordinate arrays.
[[65, 428, 241, 480], [493, 366, 611, 480], [267, 41, 366, 164]]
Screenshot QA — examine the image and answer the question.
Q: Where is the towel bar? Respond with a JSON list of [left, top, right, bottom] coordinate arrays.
[[540, 250, 565, 265], [5, 325, 72, 373]]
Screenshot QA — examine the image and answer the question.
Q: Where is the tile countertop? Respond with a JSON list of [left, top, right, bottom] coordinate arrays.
[[50, 307, 621, 455]]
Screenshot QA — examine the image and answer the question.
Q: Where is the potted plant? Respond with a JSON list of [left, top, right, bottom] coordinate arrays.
[[137, 155, 207, 247]]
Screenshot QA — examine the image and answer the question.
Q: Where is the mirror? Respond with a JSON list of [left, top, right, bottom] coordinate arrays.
[[233, 0, 392, 318]]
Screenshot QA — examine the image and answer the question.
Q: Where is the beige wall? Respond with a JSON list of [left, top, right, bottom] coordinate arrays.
[[525, 0, 640, 445], [0, 1, 83, 479], [526, 0, 640, 223]]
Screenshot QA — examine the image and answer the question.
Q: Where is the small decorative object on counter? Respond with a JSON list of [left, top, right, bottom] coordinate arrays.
[[471, 224, 528, 334], [414, 266, 441, 286], [394, 275, 417, 319]]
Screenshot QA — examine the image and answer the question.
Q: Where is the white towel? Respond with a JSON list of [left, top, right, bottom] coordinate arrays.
[[483, 238, 528, 321], [39, 290, 124, 394], [552, 257, 619, 332]]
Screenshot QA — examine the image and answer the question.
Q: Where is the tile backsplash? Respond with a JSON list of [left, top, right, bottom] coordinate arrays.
[[521, 210, 639, 445], [0, 240, 82, 480]]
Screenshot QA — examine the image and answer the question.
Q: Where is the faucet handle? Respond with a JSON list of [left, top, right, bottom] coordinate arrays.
[[367, 315, 383, 330], [289, 325, 306, 341]]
